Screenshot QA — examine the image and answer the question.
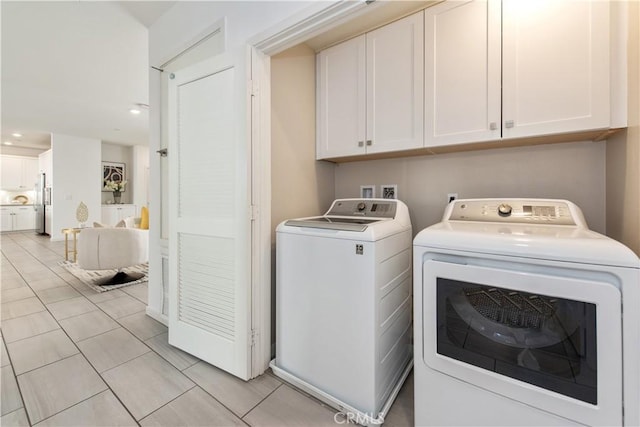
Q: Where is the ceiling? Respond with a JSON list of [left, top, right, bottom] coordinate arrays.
[[1, 1, 176, 154]]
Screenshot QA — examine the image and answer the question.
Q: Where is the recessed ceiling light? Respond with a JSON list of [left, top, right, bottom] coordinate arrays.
[[4, 141, 13, 145], [129, 108, 141, 115], [11, 133, 22, 138]]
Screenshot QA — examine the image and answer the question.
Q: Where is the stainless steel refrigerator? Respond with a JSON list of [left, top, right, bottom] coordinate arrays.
[[34, 173, 49, 235]]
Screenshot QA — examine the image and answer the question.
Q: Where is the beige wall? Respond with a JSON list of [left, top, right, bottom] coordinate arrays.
[[271, 44, 335, 239], [606, 1, 640, 255], [270, 43, 336, 350], [335, 141, 607, 234]]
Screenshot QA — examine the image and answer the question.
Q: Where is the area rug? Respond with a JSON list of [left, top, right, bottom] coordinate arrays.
[[59, 261, 148, 293]]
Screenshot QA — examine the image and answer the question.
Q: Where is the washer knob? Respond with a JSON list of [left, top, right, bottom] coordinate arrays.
[[356, 202, 366, 211], [498, 203, 513, 217]]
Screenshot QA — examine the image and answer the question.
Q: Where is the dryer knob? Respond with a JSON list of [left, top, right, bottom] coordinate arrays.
[[357, 202, 366, 211], [498, 203, 513, 217]]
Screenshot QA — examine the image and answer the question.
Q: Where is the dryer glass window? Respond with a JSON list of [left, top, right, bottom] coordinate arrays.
[[436, 278, 597, 404]]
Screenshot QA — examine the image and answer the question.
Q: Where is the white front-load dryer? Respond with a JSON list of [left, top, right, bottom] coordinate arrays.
[[271, 198, 413, 425], [413, 199, 640, 426]]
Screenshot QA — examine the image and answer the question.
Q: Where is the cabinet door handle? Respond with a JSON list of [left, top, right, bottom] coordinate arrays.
[[366, 140, 372, 146], [489, 122, 497, 130], [505, 120, 515, 129], [358, 141, 364, 147]]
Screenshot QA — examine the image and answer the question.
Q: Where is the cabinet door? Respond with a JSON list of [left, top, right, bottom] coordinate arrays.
[[120, 205, 137, 219], [502, 0, 610, 138], [22, 158, 39, 190], [424, 0, 501, 147], [101, 206, 116, 226], [1, 157, 22, 190], [366, 12, 424, 154], [13, 207, 35, 230], [0, 208, 13, 232], [317, 35, 366, 159]]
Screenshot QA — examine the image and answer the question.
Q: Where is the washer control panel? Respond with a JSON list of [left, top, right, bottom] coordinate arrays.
[[327, 199, 397, 218], [447, 199, 578, 226]]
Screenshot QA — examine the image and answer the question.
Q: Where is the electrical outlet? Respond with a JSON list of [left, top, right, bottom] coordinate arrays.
[[447, 193, 458, 203]]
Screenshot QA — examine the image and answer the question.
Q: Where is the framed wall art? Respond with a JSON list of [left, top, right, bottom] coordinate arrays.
[[102, 162, 126, 192]]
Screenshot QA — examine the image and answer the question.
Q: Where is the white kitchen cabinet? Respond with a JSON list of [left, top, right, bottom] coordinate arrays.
[[13, 206, 35, 230], [425, 0, 610, 148], [1, 207, 13, 232], [102, 204, 137, 226], [317, 11, 424, 159], [1, 156, 39, 190], [39, 149, 52, 186], [1, 205, 36, 231]]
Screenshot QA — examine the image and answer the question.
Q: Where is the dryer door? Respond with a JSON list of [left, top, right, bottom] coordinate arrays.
[[422, 260, 622, 426]]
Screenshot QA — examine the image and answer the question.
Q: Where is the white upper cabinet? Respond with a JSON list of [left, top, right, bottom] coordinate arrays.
[[366, 11, 424, 154], [1, 156, 39, 190], [424, 0, 501, 146], [425, 0, 611, 148], [317, 36, 366, 159], [317, 12, 424, 160], [501, 0, 610, 139]]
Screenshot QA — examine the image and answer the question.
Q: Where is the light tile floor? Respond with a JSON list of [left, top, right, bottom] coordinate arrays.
[[1, 231, 414, 426]]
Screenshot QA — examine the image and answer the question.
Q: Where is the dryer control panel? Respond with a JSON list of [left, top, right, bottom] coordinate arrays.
[[446, 199, 585, 227]]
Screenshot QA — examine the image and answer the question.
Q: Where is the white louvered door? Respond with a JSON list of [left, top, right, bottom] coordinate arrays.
[[168, 50, 251, 380]]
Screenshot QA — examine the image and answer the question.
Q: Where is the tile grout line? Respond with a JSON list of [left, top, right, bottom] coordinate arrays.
[[1, 232, 144, 426], [1, 332, 31, 426], [239, 382, 285, 423]]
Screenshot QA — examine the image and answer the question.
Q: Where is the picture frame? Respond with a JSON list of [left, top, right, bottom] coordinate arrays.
[[381, 184, 397, 199], [102, 162, 126, 192], [360, 185, 376, 199]]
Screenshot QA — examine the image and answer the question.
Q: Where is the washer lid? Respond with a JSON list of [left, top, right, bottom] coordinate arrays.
[[284, 216, 383, 232], [414, 221, 640, 268]]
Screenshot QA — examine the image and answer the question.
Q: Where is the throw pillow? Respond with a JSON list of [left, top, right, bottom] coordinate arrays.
[[140, 206, 149, 230], [115, 219, 127, 228], [93, 222, 106, 228]]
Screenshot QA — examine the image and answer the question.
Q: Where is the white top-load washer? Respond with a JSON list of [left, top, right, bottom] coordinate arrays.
[[413, 199, 640, 426], [271, 198, 413, 425]]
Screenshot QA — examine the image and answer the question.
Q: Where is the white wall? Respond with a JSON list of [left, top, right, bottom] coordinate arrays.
[[334, 141, 607, 235], [149, 1, 314, 66], [101, 143, 133, 205], [606, 0, 640, 255], [132, 145, 149, 213], [51, 134, 101, 240]]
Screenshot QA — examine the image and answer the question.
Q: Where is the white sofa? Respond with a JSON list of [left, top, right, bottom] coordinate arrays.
[[77, 227, 148, 286]]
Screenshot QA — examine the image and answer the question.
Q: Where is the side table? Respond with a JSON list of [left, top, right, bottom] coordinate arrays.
[[61, 228, 82, 262]]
